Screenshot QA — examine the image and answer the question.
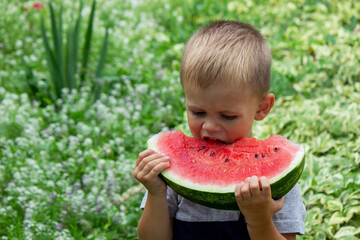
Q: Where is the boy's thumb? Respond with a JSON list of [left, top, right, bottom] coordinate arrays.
[[274, 197, 285, 212]]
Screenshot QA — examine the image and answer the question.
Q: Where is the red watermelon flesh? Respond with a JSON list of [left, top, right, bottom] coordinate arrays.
[[154, 131, 300, 185]]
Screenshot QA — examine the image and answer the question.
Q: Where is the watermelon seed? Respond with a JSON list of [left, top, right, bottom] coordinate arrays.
[[255, 154, 258, 158], [225, 158, 229, 162], [275, 147, 278, 152], [200, 146, 205, 150], [262, 155, 265, 158], [210, 151, 215, 156]]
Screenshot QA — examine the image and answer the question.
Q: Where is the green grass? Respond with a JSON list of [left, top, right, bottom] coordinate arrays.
[[0, 0, 359, 239]]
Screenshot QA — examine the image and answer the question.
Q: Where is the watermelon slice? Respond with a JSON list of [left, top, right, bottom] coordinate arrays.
[[148, 130, 305, 210]]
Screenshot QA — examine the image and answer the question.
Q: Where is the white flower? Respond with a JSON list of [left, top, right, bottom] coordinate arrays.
[[83, 138, 93, 147], [120, 205, 126, 212]]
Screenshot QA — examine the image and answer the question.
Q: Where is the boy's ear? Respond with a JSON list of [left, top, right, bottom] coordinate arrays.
[[254, 93, 275, 121]]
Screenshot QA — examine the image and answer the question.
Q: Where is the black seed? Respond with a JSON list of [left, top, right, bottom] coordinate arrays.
[[275, 147, 278, 152], [255, 154, 258, 158], [225, 158, 229, 162], [200, 146, 205, 150], [262, 155, 265, 158], [210, 151, 215, 156]]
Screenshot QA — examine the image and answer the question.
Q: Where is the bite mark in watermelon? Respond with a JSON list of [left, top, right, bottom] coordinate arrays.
[[148, 130, 305, 210]]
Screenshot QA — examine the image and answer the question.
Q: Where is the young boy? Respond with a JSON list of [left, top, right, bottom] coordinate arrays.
[[133, 20, 305, 240]]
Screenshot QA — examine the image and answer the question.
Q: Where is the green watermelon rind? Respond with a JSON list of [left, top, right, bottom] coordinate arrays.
[[269, 152, 305, 200], [161, 154, 305, 210], [148, 132, 305, 210]]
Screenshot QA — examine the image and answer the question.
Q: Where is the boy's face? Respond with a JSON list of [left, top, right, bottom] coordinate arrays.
[[184, 84, 265, 144]]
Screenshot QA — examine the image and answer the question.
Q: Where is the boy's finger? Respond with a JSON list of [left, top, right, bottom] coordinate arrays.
[[140, 160, 170, 185], [140, 155, 170, 175], [234, 182, 244, 201], [135, 149, 156, 167], [249, 176, 261, 198], [274, 197, 285, 212], [241, 181, 252, 201], [260, 176, 271, 198], [148, 160, 171, 177], [137, 152, 168, 171], [134, 156, 170, 182]]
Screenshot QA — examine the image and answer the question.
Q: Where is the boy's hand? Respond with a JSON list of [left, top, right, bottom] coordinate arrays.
[[133, 149, 170, 195], [234, 176, 284, 227]]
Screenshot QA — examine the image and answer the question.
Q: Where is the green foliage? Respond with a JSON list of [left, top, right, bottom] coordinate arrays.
[[22, 0, 109, 105], [0, 0, 359, 239], [253, 83, 360, 239]]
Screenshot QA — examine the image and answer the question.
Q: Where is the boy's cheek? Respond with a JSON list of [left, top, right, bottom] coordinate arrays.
[[187, 117, 201, 138]]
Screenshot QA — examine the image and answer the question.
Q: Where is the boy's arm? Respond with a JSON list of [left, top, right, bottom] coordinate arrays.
[[246, 220, 295, 240], [138, 191, 173, 240], [133, 149, 173, 240], [235, 176, 296, 240]]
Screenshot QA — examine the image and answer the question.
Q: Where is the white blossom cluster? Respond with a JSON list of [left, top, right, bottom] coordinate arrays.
[[0, 63, 181, 238]]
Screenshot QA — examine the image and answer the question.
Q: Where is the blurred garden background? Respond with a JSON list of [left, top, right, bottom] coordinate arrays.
[[0, 0, 359, 239]]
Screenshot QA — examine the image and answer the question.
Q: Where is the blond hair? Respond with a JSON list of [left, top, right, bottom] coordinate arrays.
[[180, 20, 272, 97]]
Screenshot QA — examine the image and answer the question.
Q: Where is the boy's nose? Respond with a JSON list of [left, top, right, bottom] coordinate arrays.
[[202, 119, 221, 132]]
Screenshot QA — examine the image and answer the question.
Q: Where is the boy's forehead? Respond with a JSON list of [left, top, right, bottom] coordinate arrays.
[[183, 82, 249, 97], [183, 84, 257, 109]]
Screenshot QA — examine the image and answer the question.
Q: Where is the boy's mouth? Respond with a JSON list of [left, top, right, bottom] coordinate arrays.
[[203, 137, 227, 144]]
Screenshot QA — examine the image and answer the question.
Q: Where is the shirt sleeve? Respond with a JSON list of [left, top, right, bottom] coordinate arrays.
[[140, 186, 179, 218], [272, 184, 306, 235]]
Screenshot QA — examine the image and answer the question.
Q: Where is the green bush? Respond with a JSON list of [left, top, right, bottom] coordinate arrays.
[[21, 0, 109, 105]]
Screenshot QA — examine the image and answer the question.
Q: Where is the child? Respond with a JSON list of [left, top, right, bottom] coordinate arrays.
[[133, 20, 305, 240]]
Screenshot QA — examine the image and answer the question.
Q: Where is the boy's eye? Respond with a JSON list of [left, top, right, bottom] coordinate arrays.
[[191, 111, 206, 116], [221, 115, 237, 120]]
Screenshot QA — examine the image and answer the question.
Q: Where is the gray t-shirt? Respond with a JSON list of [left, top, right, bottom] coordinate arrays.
[[141, 184, 305, 235]]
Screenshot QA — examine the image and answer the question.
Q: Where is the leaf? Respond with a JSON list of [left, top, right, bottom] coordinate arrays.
[[334, 226, 360, 239], [345, 200, 360, 208], [305, 207, 324, 225], [326, 199, 343, 212], [329, 213, 345, 226], [334, 236, 360, 240], [329, 212, 350, 225], [305, 193, 328, 206], [344, 175, 355, 188], [344, 15, 358, 31], [313, 132, 334, 155], [80, 0, 96, 84], [66, 25, 74, 90], [95, 28, 109, 79], [344, 189, 360, 202], [72, 1, 83, 87], [66, 1, 83, 91], [49, 2, 65, 88], [317, 173, 344, 194], [21, 56, 38, 97], [306, 224, 333, 240], [345, 206, 360, 220], [93, 28, 109, 102], [41, 18, 62, 99], [325, 34, 336, 45]]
